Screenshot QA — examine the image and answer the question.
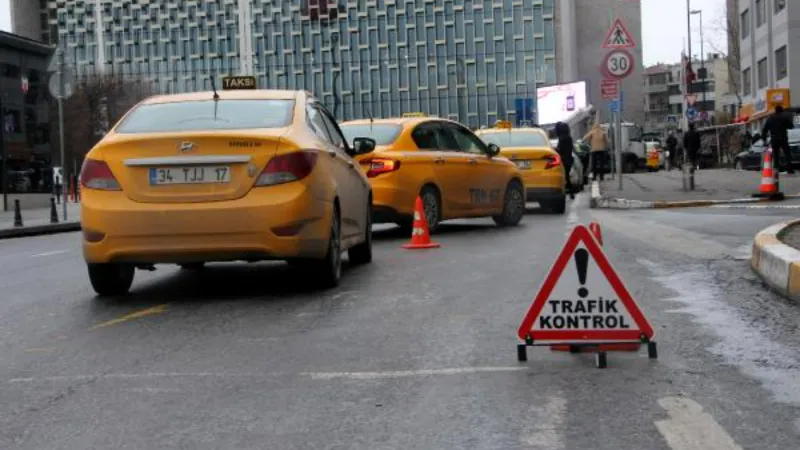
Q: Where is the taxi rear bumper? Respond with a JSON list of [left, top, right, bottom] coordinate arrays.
[[526, 187, 565, 203], [81, 184, 332, 264]]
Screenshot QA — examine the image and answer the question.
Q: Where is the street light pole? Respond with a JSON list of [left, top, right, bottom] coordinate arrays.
[[691, 9, 705, 120], [0, 90, 7, 212]]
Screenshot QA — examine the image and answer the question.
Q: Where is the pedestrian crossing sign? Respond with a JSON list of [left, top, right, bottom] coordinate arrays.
[[602, 18, 637, 49], [517, 224, 654, 343]]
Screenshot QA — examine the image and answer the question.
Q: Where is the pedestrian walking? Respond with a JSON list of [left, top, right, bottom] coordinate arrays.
[[665, 133, 678, 169], [555, 121, 575, 200], [683, 123, 701, 170], [761, 105, 795, 174], [582, 123, 610, 181]]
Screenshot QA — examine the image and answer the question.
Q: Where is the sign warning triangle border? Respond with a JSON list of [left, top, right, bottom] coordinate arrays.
[[517, 224, 654, 342], [602, 18, 637, 49]]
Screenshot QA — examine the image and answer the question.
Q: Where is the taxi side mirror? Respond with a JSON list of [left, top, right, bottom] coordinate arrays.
[[352, 137, 376, 155], [487, 143, 501, 157]]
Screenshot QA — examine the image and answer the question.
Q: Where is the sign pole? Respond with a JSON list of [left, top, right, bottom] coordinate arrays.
[[57, 48, 67, 221], [0, 91, 7, 212], [615, 106, 623, 191]]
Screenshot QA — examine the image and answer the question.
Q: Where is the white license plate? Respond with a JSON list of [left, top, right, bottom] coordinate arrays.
[[515, 160, 533, 169], [149, 166, 231, 185]]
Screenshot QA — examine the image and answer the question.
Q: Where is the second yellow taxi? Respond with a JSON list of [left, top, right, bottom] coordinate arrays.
[[339, 116, 526, 232], [475, 123, 567, 214]]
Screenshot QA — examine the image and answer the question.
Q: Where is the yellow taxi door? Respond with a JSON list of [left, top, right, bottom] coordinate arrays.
[[440, 123, 505, 214], [307, 103, 367, 241], [409, 122, 465, 215]]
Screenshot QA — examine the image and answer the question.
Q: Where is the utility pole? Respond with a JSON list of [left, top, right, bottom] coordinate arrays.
[[57, 48, 67, 221], [0, 78, 7, 211]]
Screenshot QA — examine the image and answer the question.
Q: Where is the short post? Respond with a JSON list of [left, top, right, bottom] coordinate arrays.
[[50, 197, 59, 224], [13, 199, 23, 227], [682, 163, 695, 191]]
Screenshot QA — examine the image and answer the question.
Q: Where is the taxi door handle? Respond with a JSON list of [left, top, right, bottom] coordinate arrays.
[[328, 151, 337, 158], [348, 161, 355, 169], [468, 158, 478, 165], [434, 157, 445, 164]]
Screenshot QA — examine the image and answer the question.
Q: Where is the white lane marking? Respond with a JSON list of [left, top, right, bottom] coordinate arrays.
[[641, 258, 800, 407], [521, 394, 566, 449], [9, 366, 529, 384], [654, 397, 744, 450], [301, 366, 529, 380], [591, 212, 731, 259], [123, 387, 183, 394], [30, 249, 70, 258]]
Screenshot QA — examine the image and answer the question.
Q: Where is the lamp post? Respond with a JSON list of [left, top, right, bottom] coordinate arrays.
[[691, 9, 705, 120]]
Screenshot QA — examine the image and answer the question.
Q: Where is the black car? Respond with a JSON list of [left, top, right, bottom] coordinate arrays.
[[734, 129, 800, 170]]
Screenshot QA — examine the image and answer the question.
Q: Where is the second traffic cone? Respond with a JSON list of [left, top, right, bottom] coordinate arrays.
[[760, 149, 778, 194], [402, 196, 440, 250]]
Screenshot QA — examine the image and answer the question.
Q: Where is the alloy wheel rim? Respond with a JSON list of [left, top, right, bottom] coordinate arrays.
[[423, 193, 438, 228], [506, 187, 524, 220]]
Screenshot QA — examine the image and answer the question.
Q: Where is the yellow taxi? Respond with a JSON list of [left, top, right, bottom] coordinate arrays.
[[339, 116, 526, 232], [80, 82, 374, 296], [475, 123, 567, 214]]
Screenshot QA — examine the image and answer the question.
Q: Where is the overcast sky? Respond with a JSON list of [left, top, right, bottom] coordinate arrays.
[[0, 0, 726, 67]]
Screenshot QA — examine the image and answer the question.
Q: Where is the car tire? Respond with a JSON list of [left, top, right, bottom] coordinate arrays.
[[420, 186, 441, 234], [88, 263, 135, 297], [545, 196, 567, 215], [348, 197, 373, 266], [312, 205, 342, 289], [735, 159, 744, 171], [179, 262, 205, 270], [493, 181, 525, 227], [623, 158, 637, 173]]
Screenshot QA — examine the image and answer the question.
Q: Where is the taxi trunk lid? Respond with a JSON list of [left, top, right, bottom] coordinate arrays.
[[499, 146, 558, 171], [99, 131, 286, 203]]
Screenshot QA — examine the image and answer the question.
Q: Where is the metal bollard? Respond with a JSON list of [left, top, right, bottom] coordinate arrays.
[[13, 199, 23, 227], [50, 197, 59, 224], [682, 163, 695, 191]]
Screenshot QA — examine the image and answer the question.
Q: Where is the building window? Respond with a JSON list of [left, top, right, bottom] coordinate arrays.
[[756, 0, 765, 27], [741, 9, 750, 39], [775, 0, 786, 14], [776, 46, 788, 80], [757, 57, 768, 89], [742, 67, 752, 96]]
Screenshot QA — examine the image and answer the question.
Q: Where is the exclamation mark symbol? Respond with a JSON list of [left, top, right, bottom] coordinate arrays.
[[574, 248, 589, 298]]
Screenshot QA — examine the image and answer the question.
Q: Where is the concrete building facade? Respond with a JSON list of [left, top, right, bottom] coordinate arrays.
[[737, 0, 799, 129]]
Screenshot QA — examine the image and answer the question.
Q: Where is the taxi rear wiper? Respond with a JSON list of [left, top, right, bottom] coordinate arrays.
[[210, 72, 220, 120]]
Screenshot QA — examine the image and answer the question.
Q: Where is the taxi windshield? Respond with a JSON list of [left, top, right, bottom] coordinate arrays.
[[340, 123, 403, 145], [479, 131, 550, 148], [115, 99, 295, 134]]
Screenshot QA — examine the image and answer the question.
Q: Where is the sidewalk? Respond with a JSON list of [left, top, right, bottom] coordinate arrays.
[[593, 169, 800, 209], [0, 202, 81, 239]]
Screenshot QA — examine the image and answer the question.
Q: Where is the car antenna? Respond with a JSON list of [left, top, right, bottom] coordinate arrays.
[[366, 104, 374, 131], [209, 70, 220, 120]]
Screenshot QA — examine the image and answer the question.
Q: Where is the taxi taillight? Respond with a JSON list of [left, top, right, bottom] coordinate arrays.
[[545, 153, 562, 170], [80, 159, 121, 190], [363, 158, 401, 178], [256, 151, 319, 186]]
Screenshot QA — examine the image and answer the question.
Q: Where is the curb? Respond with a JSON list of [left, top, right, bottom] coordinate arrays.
[[0, 222, 81, 240], [751, 220, 800, 301], [589, 180, 800, 209]]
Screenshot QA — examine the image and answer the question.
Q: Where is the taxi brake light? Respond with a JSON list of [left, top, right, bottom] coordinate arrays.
[[80, 159, 121, 190], [256, 151, 319, 186], [545, 153, 562, 169], [363, 158, 401, 178]]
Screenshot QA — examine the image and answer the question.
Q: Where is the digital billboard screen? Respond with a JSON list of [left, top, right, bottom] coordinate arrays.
[[536, 81, 588, 125]]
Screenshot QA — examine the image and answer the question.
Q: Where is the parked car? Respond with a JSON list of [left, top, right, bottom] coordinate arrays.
[[734, 130, 800, 170]]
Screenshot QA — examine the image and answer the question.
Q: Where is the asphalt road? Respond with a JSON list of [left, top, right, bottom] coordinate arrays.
[[2, 193, 800, 449]]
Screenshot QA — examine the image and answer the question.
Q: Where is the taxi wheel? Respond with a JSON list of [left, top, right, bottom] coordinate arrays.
[[493, 181, 525, 227], [348, 197, 373, 265], [87, 263, 135, 297], [312, 206, 342, 288], [420, 186, 441, 233]]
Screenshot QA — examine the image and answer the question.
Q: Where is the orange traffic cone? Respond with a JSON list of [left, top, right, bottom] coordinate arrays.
[[402, 196, 441, 250], [753, 148, 784, 199]]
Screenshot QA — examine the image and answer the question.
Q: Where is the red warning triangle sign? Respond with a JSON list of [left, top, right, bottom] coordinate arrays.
[[602, 18, 637, 49], [517, 225, 654, 342]]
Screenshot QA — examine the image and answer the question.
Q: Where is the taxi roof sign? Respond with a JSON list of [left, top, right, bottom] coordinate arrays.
[[517, 224, 654, 343], [222, 76, 257, 90], [402, 112, 427, 117], [495, 120, 513, 129]]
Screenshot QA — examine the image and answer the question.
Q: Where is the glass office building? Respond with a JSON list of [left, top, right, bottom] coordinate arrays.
[[15, 0, 557, 127]]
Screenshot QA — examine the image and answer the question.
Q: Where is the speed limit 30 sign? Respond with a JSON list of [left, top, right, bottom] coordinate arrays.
[[603, 49, 634, 80]]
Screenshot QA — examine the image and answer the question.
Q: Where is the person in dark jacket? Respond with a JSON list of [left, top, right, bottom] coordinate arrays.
[[665, 133, 678, 169], [761, 105, 795, 174], [555, 121, 575, 199], [683, 123, 701, 169]]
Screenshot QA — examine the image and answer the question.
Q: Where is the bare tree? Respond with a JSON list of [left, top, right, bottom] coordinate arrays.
[[48, 73, 156, 174], [708, 3, 742, 107]]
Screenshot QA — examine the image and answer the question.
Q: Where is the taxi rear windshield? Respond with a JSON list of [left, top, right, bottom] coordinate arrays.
[[480, 131, 550, 148], [115, 99, 295, 134], [340, 124, 403, 145]]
